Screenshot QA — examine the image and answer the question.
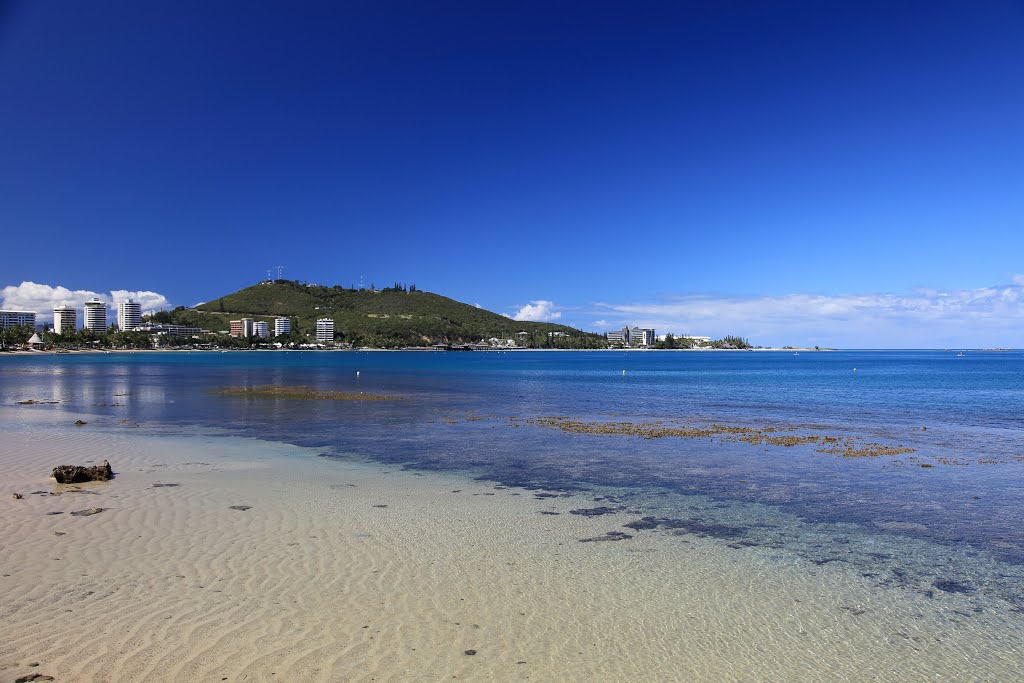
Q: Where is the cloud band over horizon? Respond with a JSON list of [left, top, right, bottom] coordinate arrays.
[[586, 279, 1024, 348]]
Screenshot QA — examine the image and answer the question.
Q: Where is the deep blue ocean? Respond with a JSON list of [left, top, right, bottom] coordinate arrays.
[[3, 349, 1023, 608]]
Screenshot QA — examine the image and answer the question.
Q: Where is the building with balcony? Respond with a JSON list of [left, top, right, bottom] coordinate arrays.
[[606, 326, 656, 347], [53, 305, 77, 335], [253, 321, 269, 338], [83, 298, 107, 331], [0, 310, 36, 329], [274, 317, 291, 337], [316, 318, 334, 343], [229, 318, 255, 338], [118, 299, 142, 331], [132, 324, 207, 337]]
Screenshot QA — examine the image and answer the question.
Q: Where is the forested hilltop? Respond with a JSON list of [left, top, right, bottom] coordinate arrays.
[[167, 280, 605, 348]]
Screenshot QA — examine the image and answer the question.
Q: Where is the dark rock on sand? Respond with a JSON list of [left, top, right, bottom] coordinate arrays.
[[15, 674, 55, 682], [46, 511, 64, 515], [52, 460, 113, 484], [933, 579, 974, 594], [464, 649, 477, 656], [569, 506, 621, 517], [624, 516, 747, 539], [69, 507, 104, 516], [229, 505, 251, 511], [579, 531, 633, 543], [12, 493, 23, 500], [74, 419, 87, 426]]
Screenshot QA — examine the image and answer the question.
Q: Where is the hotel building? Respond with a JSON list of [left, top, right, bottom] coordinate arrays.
[[0, 310, 36, 329], [253, 321, 269, 338], [607, 326, 656, 347], [229, 318, 255, 338], [83, 298, 107, 331], [118, 299, 142, 331], [316, 318, 334, 343], [53, 305, 77, 335], [274, 317, 291, 337]]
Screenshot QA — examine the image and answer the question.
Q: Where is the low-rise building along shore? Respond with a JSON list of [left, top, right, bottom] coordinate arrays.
[[607, 326, 656, 347], [0, 310, 36, 329]]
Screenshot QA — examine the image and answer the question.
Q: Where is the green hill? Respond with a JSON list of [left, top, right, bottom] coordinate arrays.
[[168, 280, 603, 348]]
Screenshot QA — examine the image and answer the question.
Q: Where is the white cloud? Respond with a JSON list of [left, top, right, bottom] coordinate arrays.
[[1, 281, 171, 322], [589, 281, 1024, 348], [110, 290, 171, 316], [513, 300, 562, 322]]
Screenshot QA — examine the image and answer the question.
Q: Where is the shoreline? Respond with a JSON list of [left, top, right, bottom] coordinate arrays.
[[3, 410, 1022, 681], [19, 347, 1015, 356]]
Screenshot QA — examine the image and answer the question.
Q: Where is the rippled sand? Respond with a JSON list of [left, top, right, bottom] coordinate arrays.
[[1, 410, 1021, 682]]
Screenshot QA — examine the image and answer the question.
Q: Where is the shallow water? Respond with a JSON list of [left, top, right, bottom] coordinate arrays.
[[3, 350, 1023, 617]]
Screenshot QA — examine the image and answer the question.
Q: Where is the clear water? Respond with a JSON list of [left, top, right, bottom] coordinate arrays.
[[3, 349, 1023, 612]]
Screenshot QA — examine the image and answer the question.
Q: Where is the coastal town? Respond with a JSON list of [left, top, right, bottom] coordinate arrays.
[[0, 298, 746, 351]]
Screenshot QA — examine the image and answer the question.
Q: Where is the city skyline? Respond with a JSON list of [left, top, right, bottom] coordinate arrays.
[[2, 2, 1023, 347]]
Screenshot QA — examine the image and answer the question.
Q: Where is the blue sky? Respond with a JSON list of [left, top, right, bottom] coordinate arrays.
[[2, 1, 1023, 347]]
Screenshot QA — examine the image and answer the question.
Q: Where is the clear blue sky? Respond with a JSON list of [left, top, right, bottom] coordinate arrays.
[[2, 1, 1023, 346]]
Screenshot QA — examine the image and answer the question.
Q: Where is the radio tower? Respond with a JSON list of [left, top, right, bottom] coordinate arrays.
[[275, 265, 284, 280]]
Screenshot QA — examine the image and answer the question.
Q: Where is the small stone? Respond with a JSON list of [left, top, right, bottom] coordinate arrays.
[[464, 649, 477, 656], [12, 493, 23, 500], [15, 674, 55, 682], [74, 420, 87, 426], [229, 505, 251, 511], [69, 507, 104, 516]]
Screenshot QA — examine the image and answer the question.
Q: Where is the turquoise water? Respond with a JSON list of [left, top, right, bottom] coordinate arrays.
[[3, 349, 1023, 610]]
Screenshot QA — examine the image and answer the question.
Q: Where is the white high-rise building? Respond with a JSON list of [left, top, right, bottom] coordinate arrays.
[[253, 321, 269, 338], [0, 311, 36, 329], [118, 299, 142, 331], [83, 298, 107, 331], [274, 317, 291, 337], [316, 318, 334, 343], [53, 305, 77, 335]]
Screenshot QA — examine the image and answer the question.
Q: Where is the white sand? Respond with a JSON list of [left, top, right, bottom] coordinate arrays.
[[2, 409, 1021, 682]]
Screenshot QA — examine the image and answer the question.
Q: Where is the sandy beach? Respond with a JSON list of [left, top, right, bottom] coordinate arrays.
[[2, 407, 1022, 682]]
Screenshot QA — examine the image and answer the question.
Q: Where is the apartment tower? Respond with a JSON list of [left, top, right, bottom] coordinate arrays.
[[118, 299, 142, 331], [83, 298, 107, 331], [53, 305, 77, 335]]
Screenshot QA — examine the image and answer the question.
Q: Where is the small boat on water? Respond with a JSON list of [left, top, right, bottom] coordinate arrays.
[[956, 351, 965, 357]]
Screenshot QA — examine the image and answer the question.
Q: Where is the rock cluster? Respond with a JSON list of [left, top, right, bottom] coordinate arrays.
[[52, 460, 113, 484]]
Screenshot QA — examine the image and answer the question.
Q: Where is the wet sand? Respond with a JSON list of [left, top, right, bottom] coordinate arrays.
[[2, 409, 1021, 682]]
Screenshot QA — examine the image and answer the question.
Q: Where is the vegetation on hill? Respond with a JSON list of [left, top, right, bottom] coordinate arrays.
[[183, 280, 606, 348]]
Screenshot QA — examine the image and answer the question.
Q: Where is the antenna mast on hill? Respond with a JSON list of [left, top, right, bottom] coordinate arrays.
[[359, 274, 365, 290], [266, 268, 272, 281], [275, 265, 284, 280]]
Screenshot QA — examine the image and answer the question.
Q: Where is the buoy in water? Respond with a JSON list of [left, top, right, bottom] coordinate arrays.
[[621, 369, 627, 375], [853, 368, 857, 372]]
